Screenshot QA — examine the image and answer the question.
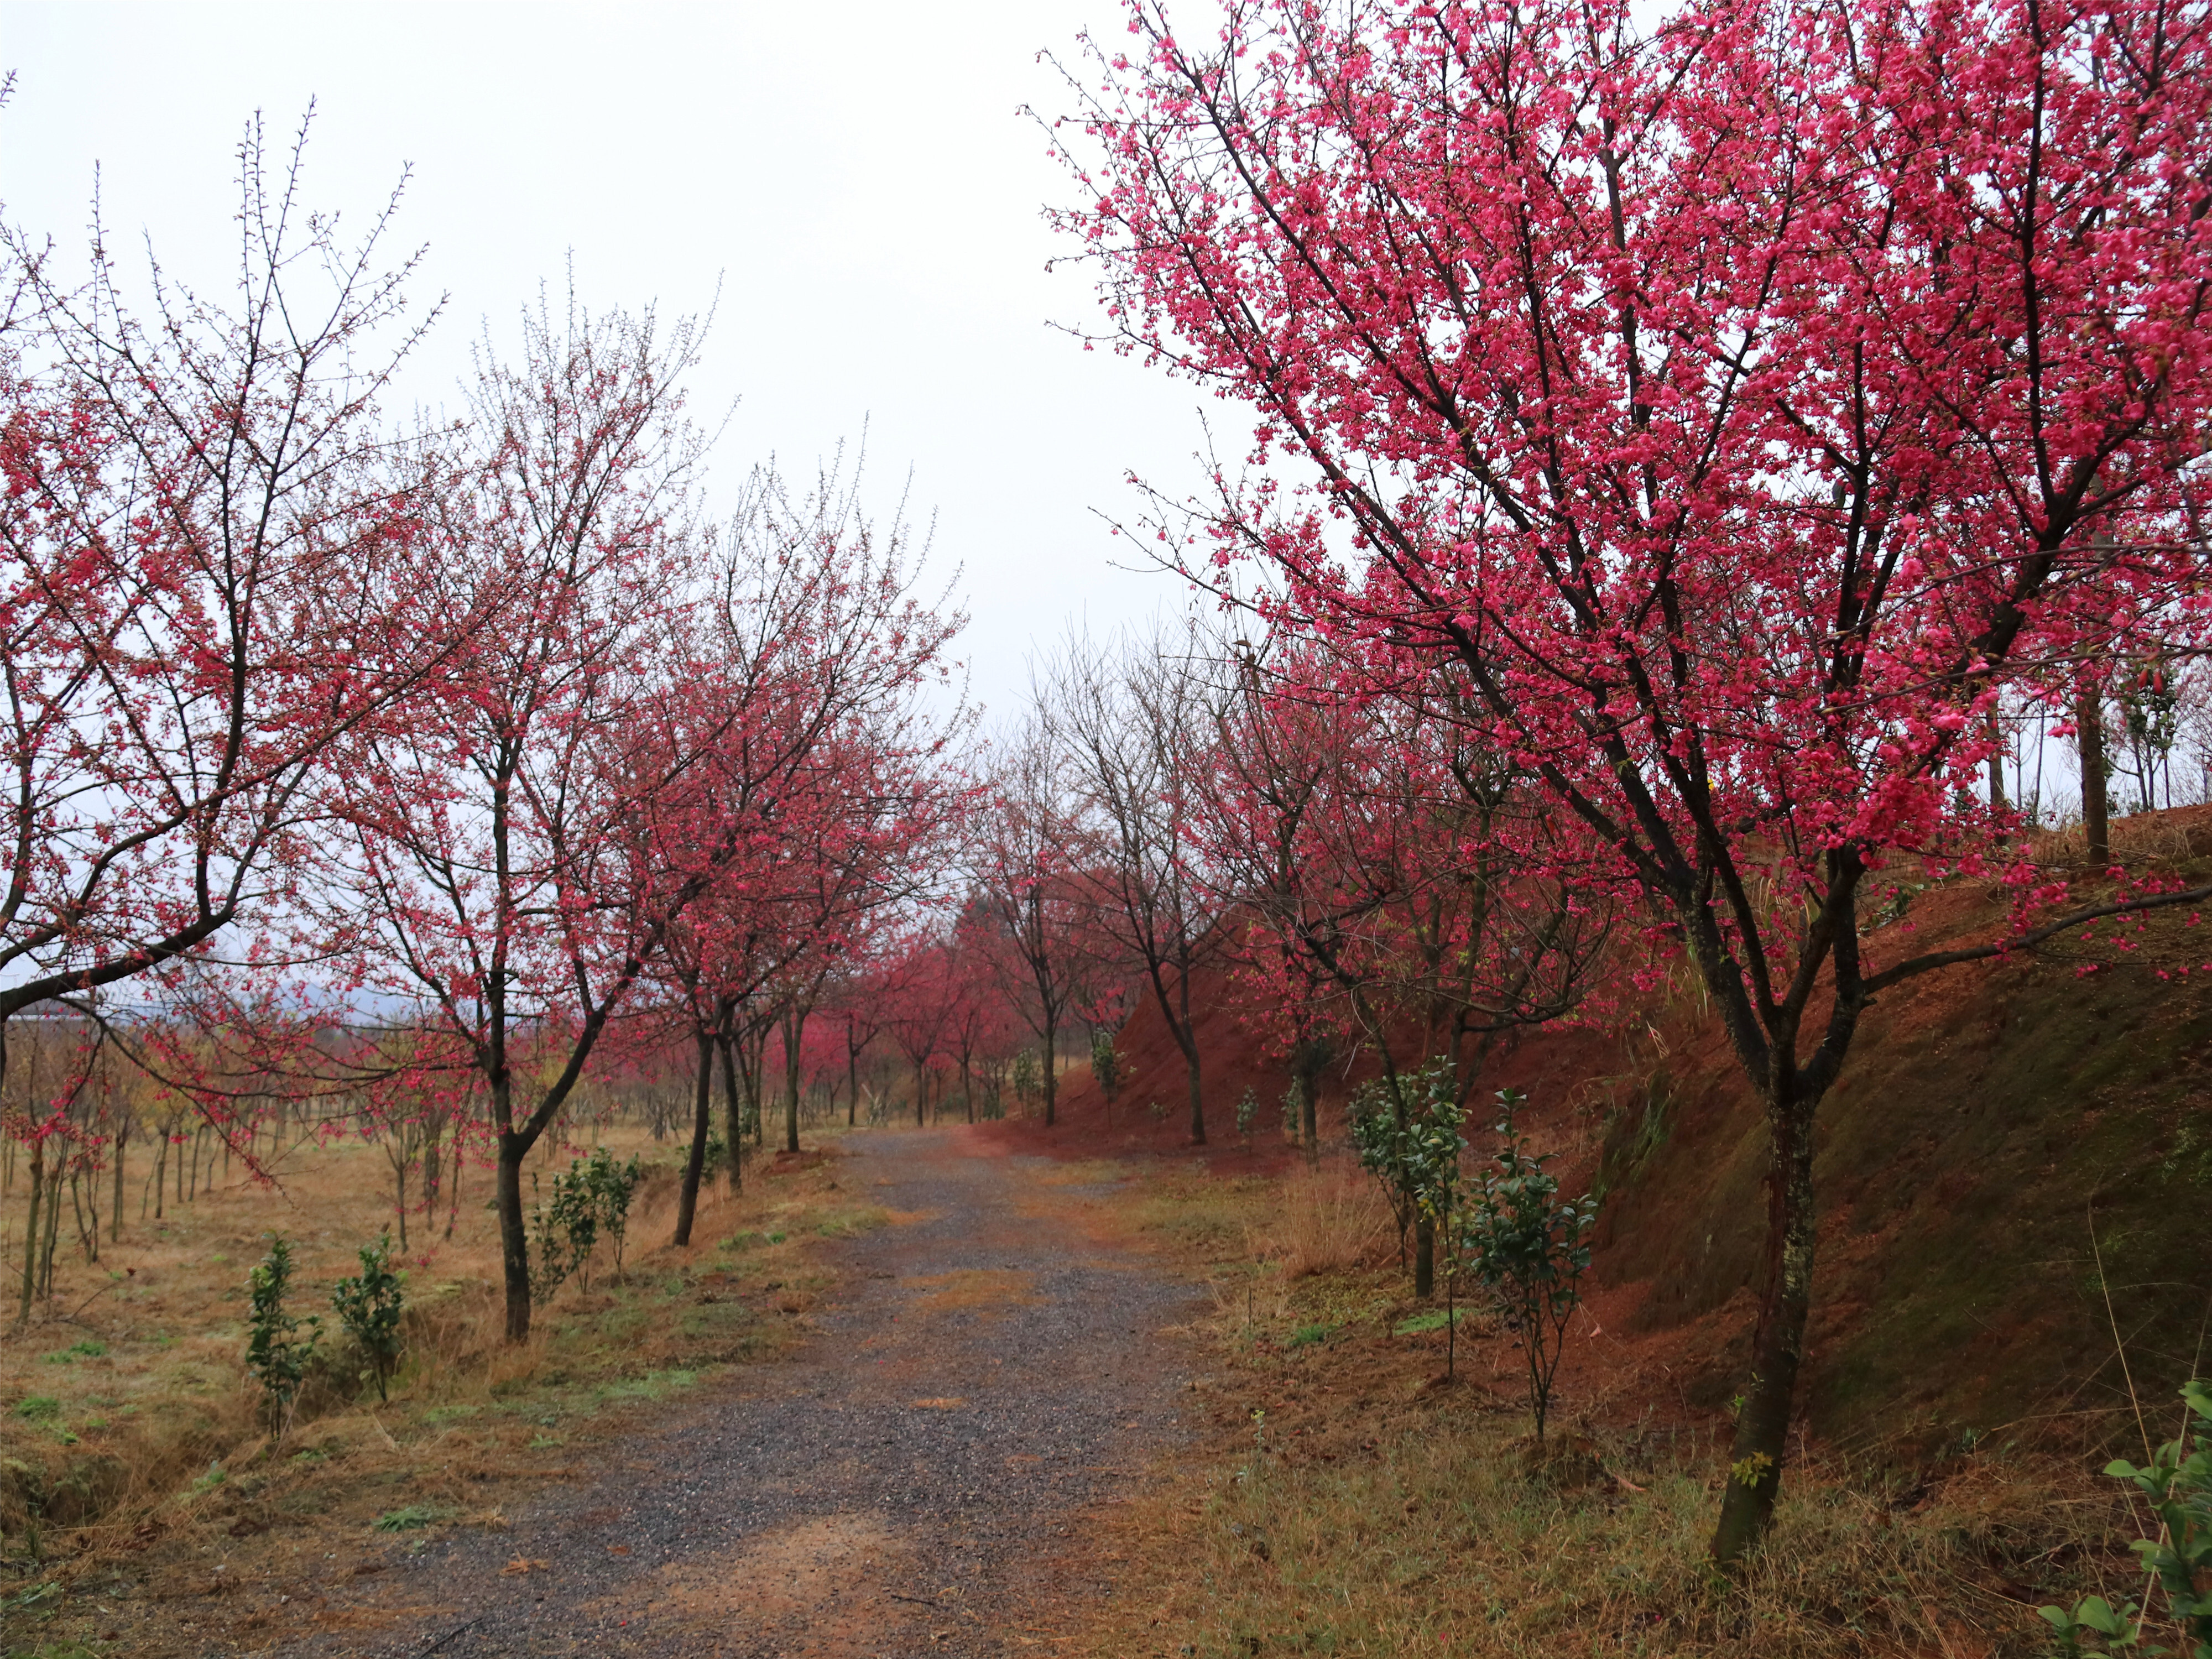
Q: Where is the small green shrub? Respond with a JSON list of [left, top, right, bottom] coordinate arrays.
[[330, 1229, 405, 1403], [243, 1235, 321, 1437], [582, 1145, 643, 1280], [1235, 1087, 1260, 1139], [530, 1161, 598, 1304], [1091, 1031, 1124, 1113], [1349, 1059, 1465, 1282], [1455, 1090, 1596, 1443], [2040, 1379, 2211, 1657], [530, 1147, 643, 1302], [40, 1340, 106, 1365], [13, 1396, 61, 1421], [1287, 1323, 1333, 1348]]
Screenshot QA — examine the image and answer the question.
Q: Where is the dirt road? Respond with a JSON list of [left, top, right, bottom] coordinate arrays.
[[279, 1128, 1198, 1658]]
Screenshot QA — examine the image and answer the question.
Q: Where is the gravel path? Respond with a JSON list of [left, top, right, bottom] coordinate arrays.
[[282, 1128, 1199, 1658]]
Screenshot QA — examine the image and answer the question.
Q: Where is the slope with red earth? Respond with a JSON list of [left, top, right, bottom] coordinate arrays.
[[988, 807, 2212, 1455]]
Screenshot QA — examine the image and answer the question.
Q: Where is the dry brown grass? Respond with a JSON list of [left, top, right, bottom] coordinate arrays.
[[1074, 1157, 2151, 1659], [0, 1121, 888, 1628], [1246, 1159, 1395, 1280]]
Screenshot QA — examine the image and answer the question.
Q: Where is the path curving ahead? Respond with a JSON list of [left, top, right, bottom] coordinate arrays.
[[290, 1128, 1198, 1659]]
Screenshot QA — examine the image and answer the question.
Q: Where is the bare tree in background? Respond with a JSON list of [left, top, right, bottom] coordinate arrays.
[[1050, 622, 1227, 1144], [970, 712, 1086, 1128]]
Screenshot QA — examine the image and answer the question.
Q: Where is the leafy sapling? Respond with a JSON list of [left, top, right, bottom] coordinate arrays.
[[1349, 1059, 1464, 1296], [1456, 1090, 1597, 1445], [529, 1163, 597, 1305], [1091, 1030, 1124, 1118], [2040, 1379, 2212, 1657], [244, 1234, 321, 1438], [582, 1145, 643, 1281], [331, 1229, 405, 1403]]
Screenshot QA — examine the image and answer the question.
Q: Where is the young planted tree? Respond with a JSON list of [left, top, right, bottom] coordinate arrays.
[[1064, 0, 2212, 1559]]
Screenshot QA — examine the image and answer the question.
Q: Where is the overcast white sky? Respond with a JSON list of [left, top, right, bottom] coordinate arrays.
[[1, 1, 1217, 722]]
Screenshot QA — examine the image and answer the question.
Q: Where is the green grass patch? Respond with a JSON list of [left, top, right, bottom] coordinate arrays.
[[371, 1502, 455, 1532], [1392, 1308, 1469, 1336]]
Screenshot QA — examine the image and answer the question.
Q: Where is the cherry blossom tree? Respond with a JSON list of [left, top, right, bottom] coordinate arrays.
[[1062, 0, 2212, 1558], [1, 116, 469, 1193], [329, 294, 740, 1341]]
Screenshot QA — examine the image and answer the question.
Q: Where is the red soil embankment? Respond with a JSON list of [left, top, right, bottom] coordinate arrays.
[[987, 806, 2212, 1453]]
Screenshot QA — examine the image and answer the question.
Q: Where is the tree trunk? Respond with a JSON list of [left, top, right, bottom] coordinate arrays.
[[15, 1135, 44, 1326], [1292, 1046, 1323, 1166], [2079, 688, 2110, 867], [393, 1151, 409, 1250], [782, 1003, 807, 1155], [1178, 964, 1204, 1144], [1413, 1215, 1435, 1299], [1987, 708, 2007, 811], [109, 1122, 126, 1243], [69, 1167, 96, 1266], [496, 1127, 532, 1343], [674, 1028, 714, 1246], [1709, 1070, 1820, 1567], [718, 1028, 745, 1193], [38, 1162, 62, 1297], [1041, 1019, 1057, 1129], [914, 1061, 928, 1127]]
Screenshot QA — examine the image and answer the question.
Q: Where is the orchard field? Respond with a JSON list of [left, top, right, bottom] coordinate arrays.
[[6, 0, 2212, 1653]]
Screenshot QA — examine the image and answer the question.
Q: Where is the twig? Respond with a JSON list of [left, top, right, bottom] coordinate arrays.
[[64, 1277, 121, 1323], [886, 1590, 940, 1607], [417, 1615, 483, 1655], [2088, 1203, 2152, 1463]]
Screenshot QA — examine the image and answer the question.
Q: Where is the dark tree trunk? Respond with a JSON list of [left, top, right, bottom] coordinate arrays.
[[782, 1003, 807, 1155], [1413, 1215, 1436, 1299], [717, 1025, 745, 1193], [1987, 709, 2007, 811], [495, 1097, 532, 1343], [15, 1135, 43, 1327], [1041, 1021, 1057, 1129], [847, 1019, 862, 1128], [1709, 1070, 1822, 1566], [674, 1028, 714, 1246], [109, 1120, 126, 1243], [2079, 688, 2110, 867], [1177, 963, 1204, 1144]]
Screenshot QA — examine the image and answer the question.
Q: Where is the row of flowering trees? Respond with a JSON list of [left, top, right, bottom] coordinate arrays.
[[1045, 0, 2212, 1564], [0, 119, 964, 1341]]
